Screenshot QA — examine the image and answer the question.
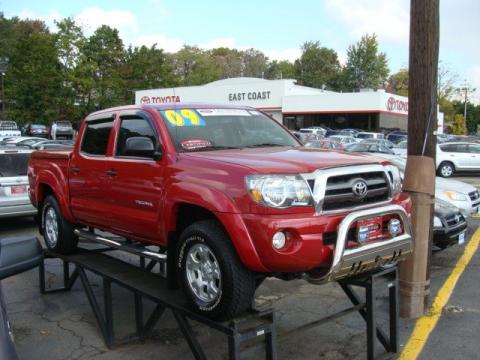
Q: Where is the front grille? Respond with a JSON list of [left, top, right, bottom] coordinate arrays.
[[445, 213, 466, 228], [469, 191, 480, 207], [322, 171, 390, 211]]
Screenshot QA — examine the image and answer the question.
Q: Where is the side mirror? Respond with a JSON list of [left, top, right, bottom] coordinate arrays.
[[125, 136, 161, 159], [0, 237, 43, 280]]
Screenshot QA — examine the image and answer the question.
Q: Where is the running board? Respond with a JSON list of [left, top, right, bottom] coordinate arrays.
[[74, 229, 167, 263]]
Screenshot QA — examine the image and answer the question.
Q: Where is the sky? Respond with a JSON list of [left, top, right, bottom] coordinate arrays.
[[1, 0, 479, 103]]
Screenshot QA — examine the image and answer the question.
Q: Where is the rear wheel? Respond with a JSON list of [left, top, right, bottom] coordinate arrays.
[[42, 195, 78, 254], [438, 161, 454, 177], [177, 220, 256, 320]]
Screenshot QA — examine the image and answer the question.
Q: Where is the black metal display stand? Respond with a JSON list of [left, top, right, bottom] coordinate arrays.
[[39, 249, 276, 360], [279, 267, 399, 360], [39, 246, 398, 360]]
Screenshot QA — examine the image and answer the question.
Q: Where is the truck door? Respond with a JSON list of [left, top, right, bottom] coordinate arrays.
[[69, 116, 114, 227], [105, 111, 165, 242]]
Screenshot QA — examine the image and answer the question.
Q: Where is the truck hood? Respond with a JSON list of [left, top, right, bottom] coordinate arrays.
[[185, 146, 385, 174]]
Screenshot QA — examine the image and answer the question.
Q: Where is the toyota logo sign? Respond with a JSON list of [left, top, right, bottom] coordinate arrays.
[[352, 179, 368, 198]]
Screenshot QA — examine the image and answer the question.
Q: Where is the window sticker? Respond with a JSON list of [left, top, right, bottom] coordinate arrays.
[[161, 109, 206, 127], [196, 109, 251, 117], [180, 139, 212, 150]]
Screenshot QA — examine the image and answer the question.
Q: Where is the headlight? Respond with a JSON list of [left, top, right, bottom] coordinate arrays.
[[444, 191, 467, 201], [246, 175, 313, 208], [386, 165, 402, 196], [433, 216, 443, 227]]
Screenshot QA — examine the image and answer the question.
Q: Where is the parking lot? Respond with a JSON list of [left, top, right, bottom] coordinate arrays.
[[1, 176, 479, 360]]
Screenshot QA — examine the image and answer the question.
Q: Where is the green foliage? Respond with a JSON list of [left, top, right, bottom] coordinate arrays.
[[452, 114, 467, 135], [387, 68, 409, 96], [294, 41, 342, 89], [343, 34, 389, 91], [265, 60, 296, 80], [5, 19, 62, 123]]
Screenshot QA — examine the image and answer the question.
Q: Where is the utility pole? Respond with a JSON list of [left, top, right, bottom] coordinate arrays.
[[399, 0, 439, 318], [461, 84, 476, 127]]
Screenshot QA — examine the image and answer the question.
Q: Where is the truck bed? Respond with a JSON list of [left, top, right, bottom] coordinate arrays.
[[30, 149, 72, 160]]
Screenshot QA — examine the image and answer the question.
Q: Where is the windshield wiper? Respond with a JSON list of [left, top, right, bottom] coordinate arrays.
[[244, 143, 286, 148]]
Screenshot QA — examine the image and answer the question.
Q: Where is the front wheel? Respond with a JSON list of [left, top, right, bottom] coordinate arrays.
[[177, 220, 256, 320], [42, 195, 78, 254], [438, 161, 455, 177]]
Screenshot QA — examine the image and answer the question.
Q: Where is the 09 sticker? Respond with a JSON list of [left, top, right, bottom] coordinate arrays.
[[161, 109, 206, 127]]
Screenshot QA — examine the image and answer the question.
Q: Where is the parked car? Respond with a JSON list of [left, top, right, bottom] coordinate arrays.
[[299, 128, 326, 137], [0, 236, 44, 360], [436, 142, 480, 177], [375, 154, 480, 217], [328, 135, 358, 148], [33, 140, 74, 150], [1, 136, 45, 146], [0, 147, 36, 218], [359, 139, 395, 149], [29, 103, 413, 320], [24, 124, 49, 138], [393, 140, 408, 157], [386, 131, 408, 144], [356, 132, 385, 140], [50, 120, 74, 140], [433, 199, 468, 249], [344, 143, 395, 155], [0, 121, 21, 140], [304, 139, 341, 150]]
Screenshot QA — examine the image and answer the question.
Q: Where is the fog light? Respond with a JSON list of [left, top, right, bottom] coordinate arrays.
[[388, 219, 401, 236], [272, 231, 286, 249], [357, 226, 369, 243]]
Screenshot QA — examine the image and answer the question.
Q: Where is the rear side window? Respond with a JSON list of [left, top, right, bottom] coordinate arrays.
[[81, 119, 114, 155], [116, 116, 157, 157], [0, 153, 31, 176]]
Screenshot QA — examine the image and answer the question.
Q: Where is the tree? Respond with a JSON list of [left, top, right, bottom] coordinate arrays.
[[343, 34, 389, 91], [294, 41, 342, 89], [452, 113, 467, 135], [209, 47, 243, 78], [241, 48, 269, 78], [172, 46, 220, 85], [265, 60, 296, 80], [437, 61, 458, 101], [6, 19, 62, 123], [54, 18, 85, 119], [387, 68, 409, 96], [123, 44, 175, 103], [78, 25, 126, 112]]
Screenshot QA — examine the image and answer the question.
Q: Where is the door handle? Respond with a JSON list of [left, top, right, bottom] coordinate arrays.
[[71, 167, 80, 174], [106, 170, 118, 177]]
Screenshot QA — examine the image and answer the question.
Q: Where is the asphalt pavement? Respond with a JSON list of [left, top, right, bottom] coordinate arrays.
[[0, 176, 479, 360]]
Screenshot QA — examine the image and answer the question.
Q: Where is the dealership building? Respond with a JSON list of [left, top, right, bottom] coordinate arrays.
[[135, 77, 443, 132]]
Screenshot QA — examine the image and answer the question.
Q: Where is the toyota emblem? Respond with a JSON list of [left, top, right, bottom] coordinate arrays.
[[352, 179, 368, 198]]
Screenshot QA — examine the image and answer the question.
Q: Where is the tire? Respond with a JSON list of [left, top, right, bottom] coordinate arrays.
[[438, 161, 455, 177], [176, 220, 256, 320], [42, 195, 78, 254]]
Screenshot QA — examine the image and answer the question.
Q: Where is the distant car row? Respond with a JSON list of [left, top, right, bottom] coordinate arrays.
[[0, 120, 74, 141], [0, 136, 74, 150]]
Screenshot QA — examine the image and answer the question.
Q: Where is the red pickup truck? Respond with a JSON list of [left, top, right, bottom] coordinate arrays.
[[28, 104, 413, 319]]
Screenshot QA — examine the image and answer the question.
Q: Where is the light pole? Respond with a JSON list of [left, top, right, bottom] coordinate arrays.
[[0, 57, 8, 118]]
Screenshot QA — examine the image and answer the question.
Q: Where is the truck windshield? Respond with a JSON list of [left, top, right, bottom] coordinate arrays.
[[159, 108, 300, 152]]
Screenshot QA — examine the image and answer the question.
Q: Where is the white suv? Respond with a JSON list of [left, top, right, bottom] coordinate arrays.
[[0, 147, 36, 218], [437, 142, 480, 177]]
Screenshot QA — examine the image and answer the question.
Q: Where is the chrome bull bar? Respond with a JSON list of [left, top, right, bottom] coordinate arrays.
[[305, 204, 413, 284]]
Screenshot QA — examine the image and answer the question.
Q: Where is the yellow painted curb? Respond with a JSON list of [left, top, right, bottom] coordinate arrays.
[[398, 226, 480, 360]]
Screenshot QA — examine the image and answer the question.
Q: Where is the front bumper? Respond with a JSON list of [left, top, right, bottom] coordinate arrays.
[[305, 204, 413, 283], [433, 221, 468, 247]]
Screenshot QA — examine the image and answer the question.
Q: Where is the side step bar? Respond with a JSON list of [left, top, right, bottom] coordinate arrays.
[[74, 229, 167, 263]]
